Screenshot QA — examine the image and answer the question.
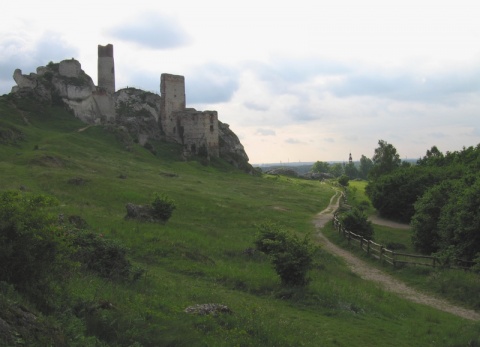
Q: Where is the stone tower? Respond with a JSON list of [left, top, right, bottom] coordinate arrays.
[[160, 73, 186, 142], [98, 44, 115, 94]]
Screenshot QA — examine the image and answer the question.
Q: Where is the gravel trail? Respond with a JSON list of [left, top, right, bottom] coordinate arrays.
[[312, 189, 480, 321]]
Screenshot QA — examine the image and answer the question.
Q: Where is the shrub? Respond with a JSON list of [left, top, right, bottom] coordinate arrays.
[[71, 230, 141, 281], [255, 223, 314, 287], [151, 193, 176, 222], [338, 175, 350, 187], [0, 191, 72, 308], [340, 207, 374, 240]]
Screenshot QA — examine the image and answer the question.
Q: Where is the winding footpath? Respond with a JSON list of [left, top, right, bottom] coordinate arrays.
[[312, 189, 480, 321]]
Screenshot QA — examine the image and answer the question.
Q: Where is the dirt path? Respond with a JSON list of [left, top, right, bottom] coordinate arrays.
[[312, 189, 480, 321], [368, 214, 411, 230]]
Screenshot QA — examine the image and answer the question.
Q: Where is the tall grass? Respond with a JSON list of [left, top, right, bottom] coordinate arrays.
[[1, 98, 479, 346]]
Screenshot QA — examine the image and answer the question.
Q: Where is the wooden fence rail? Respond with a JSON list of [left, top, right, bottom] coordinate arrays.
[[332, 216, 473, 270]]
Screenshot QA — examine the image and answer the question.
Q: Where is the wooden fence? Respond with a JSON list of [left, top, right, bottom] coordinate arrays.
[[332, 216, 474, 270]]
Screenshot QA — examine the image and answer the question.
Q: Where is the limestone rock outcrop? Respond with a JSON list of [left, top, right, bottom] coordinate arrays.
[[218, 121, 251, 171], [9, 46, 253, 172]]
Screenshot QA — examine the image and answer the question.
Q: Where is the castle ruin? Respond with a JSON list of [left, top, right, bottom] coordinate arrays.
[[11, 44, 222, 159], [95, 44, 220, 157], [97, 44, 115, 94]]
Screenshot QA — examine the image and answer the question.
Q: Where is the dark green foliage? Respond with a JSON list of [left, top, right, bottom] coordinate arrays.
[[312, 161, 330, 173], [151, 193, 176, 222], [436, 179, 480, 261], [255, 223, 314, 286], [71, 231, 139, 280], [329, 163, 344, 177], [411, 180, 462, 254], [366, 166, 446, 223], [337, 174, 349, 187], [381, 143, 480, 262], [369, 140, 401, 180], [0, 191, 72, 308], [358, 155, 373, 179], [344, 162, 358, 179], [340, 208, 374, 240]]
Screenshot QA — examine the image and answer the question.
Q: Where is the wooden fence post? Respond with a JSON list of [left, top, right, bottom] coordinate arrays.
[[392, 251, 396, 268], [367, 240, 370, 255], [380, 247, 384, 264], [433, 257, 436, 269]]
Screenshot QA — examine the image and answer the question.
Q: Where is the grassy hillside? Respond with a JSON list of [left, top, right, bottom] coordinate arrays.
[[1, 95, 479, 346]]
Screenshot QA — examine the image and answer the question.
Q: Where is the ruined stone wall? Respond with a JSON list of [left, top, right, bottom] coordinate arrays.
[[179, 110, 219, 157], [59, 59, 81, 77], [98, 44, 115, 94], [160, 73, 185, 143], [92, 92, 116, 122]]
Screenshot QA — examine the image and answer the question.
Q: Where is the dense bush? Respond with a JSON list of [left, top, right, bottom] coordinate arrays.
[[151, 193, 176, 222], [255, 223, 314, 287], [71, 230, 141, 281], [366, 166, 447, 223], [340, 207, 374, 240], [337, 174, 349, 187], [411, 180, 462, 254], [0, 191, 72, 308]]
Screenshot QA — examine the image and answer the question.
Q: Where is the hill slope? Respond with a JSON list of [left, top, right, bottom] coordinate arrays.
[[1, 95, 479, 346]]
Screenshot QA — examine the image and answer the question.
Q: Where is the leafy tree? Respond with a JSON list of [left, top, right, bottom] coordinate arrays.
[[365, 165, 446, 222], [369, 140, 401, 179], [359, 155, 373, 179], [329, 163, 344, 177], [437, 178, 480, 261], [338, 174, 350, 187], [417, 146, 445, 166], [411, 180, 461, 254], [312, 161, 330, 173], [340, 208, 374, 240], [255, 223, 314, 286], [344, 162, 358, 179]]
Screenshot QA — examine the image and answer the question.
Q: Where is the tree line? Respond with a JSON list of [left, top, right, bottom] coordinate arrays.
[[358, 140, 479, 265], [312, 140, 480, 266]]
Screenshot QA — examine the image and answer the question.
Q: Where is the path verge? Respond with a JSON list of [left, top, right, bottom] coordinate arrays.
[[312, 189, 480, 321]]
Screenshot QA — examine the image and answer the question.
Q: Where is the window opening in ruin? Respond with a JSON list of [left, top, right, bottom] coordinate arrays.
[[210, 125, 214, 132]]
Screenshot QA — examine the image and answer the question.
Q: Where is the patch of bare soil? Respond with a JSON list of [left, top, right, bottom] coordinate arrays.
[[313, 189, 480, 321]]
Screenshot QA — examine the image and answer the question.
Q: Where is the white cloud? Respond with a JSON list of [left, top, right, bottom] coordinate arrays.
[[107, 13, 191, 49], [256, 128, 276, 136], [1, 0, 479, 163]]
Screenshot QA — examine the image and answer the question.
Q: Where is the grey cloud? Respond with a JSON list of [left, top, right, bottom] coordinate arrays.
[[247, 55, 480, 108], [0, 33, 77, 94], [329, 66, 480, 103], [186, 63, 240, 104], [244, 101, 269, 111], [428, 132, 448, 139], [250, 57, 349, 88], [108, 13, 191, 49], [255, 128, 276, 136], [285, 138, 303, 144], [120, 71, 160, 93]]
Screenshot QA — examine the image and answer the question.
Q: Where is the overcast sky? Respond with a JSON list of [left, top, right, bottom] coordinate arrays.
[[1, 0, 479, 164]]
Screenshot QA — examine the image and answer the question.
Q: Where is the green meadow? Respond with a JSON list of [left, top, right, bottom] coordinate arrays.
[[1, 96, 479, 346]]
